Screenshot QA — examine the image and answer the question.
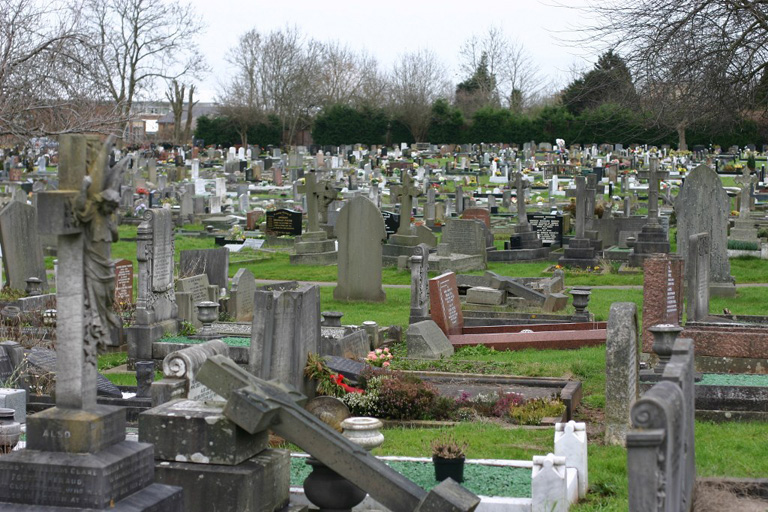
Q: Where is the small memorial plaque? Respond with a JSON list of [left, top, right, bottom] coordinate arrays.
[[114, 259, 134, 305], [428, 272, 464, 335], [265, 208, 302, 236]]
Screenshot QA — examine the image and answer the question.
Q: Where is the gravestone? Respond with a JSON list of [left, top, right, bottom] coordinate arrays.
[[229, 267, 257, 322], [730, 166, 760, 243], [629, 157, 670, 266], [409, 244, 430, 323], [406, 320, 455, 359], [559, 176, 598, 269], [0, 201, 48, 292], [442, 219, 487, 265], [641, 254, 684, 353], [175, 274, 218, 327], [250, 284, 320, 397], [265, 208, 302, 236], [429, 272, 464, 335], [334, 196, 386, 302], [114, 258, 134, 305], [605, 303, 639, 445], [128, 208, 178, 364], [141, 340, 288, 512], [687, 233, 711, 322], [527, 213, 564, 246], [381, 210, 400, 236], [0, 134, 184, 510], [291, 173, 337, 265], [460, 207, 490, 228], [180, 248, 230, 291], [674, 164, 735, 296]]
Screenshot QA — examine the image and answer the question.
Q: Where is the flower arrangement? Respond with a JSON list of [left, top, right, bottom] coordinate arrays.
[[133, 203, 147, 217], [228, 224, 245, 240], [304, 353, 363, 397], [365, 348, 393, 368]]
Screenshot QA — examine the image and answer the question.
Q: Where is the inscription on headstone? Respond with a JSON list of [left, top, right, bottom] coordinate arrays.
[[428, 272, 463, 335], [265, 209, 302, 236], [527, 213, 564, 246], [114, 259, 134, 304]]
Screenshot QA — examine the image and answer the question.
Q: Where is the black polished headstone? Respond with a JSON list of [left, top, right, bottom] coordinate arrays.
[[265, 209, 302, 236], [381, 210, 400, 237], [527, 213, 564, 246]]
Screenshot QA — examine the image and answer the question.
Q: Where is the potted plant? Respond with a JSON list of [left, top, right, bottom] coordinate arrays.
[[430, 434, 468, 483]]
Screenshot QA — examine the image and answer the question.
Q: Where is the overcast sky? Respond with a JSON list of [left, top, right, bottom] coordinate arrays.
[[186, 0, 595, 102]]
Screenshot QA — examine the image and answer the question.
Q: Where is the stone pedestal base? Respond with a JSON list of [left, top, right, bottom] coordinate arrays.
[[289, 251, 337, 266], [628, 223, 669, 267], [510, 227, 544, 250], [710, 281, 737, 298], [27, 405, 126, 453], [0, 483, 184, 511], [559, 238, 599, 269], [139, 400, 269, 465], [729, 219, 759, 244], [127, 320, 178, 367], [382, 240, 419, 266], [153, 449, 291, 512]]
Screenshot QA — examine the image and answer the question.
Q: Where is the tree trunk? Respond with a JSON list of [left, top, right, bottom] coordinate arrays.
[[184, 86, 195, 144], [676, 122, 687, 151]]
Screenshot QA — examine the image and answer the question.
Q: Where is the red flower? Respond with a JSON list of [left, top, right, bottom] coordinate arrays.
[[330, 373, 363, 394]]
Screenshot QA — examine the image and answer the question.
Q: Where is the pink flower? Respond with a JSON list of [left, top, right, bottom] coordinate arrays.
[[382, 361, 390, 367]]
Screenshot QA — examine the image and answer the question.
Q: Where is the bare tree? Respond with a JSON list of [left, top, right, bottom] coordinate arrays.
[[84, 0, 205, 131], [0, 0, 124, 139], [315, 43, 385, 109], [216, 29, 267, 147], [577, 0, 767, 148], [183, 84, 197, 143], [389, 49, 450, 142], [258, 26, 322, 144], [459, 26, 543, 112]]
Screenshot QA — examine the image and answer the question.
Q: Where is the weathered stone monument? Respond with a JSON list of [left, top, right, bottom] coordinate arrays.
[[729, 165, 760, 244], [334, 196, 386, 302], [180, 247, 230, 291], [0, 201, 49, 292], [604, 303, 639, 445], [674, 164, 735, 296], [128, 208, 178, 365], [686, 232, 711, 322], [0, 134, 183, 510], [196, 356, 481, 512], [559, 176, 599, 269], [228, 267, 257, 322], [251, 283, 320, 397], [628, 157, 670, 267], [382, 170, 423, 265], [291, 172, 337, 265], [409, 243, 431, 324], [508, 171, 550, 259]]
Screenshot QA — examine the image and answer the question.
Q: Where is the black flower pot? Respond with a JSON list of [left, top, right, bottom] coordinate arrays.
[[433, 456, 465, 483]]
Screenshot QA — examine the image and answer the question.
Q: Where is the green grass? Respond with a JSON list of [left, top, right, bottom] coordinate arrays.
[[98, 352, 128, 371], [103, 371, 162, 386]]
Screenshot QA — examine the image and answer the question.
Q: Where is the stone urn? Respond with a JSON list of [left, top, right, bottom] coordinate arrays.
[[649, 324, 684, 374], [570, 287, 592, 318], [341, 417, 384, 452], [0, 408, 20, 454], [194, 301, 220, 339]]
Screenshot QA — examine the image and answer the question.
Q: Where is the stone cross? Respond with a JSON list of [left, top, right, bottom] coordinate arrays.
[[391, 171, 422, 235], [574, 176, 587, 239], [297, 172, 336, 233], [513, 171, 528, 227], [646, 157, 660, 226], [197, 355, 480, 512], [734, 165, 758, 218], [37, 135, 127, 410]]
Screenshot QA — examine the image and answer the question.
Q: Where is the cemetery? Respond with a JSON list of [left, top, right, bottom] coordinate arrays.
[[5, 1, 768, 508], [1, 134, 768, 511]]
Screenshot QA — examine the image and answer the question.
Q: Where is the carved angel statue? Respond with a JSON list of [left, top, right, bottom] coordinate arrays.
[[74, 136, 130, 366]]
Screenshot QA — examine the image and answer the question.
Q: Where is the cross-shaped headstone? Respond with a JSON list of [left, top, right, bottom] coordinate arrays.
[[297, 172, 336, 233], [390, 171, 422, 236], [637, 157, 667, 226], [734, 165, 758, 218], [37, 135, 127, 410]]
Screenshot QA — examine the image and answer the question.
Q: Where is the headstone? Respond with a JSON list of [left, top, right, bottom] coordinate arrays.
[[429, 272, 463, 335], [179, 248, 230, 291], [381, 211, 400, 237], [442, 219, 487, 263], [4, 134, 184, 510], [674, 164, 734, 294], [0, 202, 48, 292], [229, 268, 256, 322], [265, 208, 302, 236], [460, 207, 491, 228], [527, 213, 564, 246], [406, 320, 455, 359], [250, 284, 320, 397], [687, 233, 710, 322], [641, 254, 684, 353], [605, 303, 639, 445], [114, 258, 134, 305], [409, 244, 430, 321], [334, 196, 386, 302]]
